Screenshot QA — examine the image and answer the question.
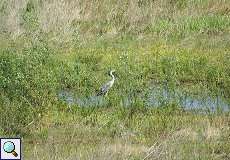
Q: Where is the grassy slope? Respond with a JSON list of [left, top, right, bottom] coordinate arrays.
[[0, 0, 230, 159]]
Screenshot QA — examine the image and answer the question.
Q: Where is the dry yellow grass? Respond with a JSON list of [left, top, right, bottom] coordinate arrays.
[[1, 0, 230, 41]]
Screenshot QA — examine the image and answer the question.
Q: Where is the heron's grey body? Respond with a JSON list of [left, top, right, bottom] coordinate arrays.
[[97, 70, 115, 96]]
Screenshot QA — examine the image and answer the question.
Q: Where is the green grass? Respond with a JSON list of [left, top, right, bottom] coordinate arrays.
[[0, 0, 230, 159], [1, 38, 229, 159], [23, 107, 229, 160]]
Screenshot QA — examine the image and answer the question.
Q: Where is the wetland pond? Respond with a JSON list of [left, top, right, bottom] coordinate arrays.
[[58, 85, 230, 112]]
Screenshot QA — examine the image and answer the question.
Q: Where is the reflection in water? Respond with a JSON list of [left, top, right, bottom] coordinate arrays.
[[146, 86, 229, 112], [58, 90, 106, 107], [58, 87, 230, 112]]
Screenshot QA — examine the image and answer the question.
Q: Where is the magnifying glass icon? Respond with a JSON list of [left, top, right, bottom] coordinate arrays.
[[3, 141, 18, 157]]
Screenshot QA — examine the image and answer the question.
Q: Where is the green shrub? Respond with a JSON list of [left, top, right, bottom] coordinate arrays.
[[0, 43, 58, 135]]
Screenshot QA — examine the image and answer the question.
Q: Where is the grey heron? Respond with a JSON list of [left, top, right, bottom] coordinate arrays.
[[96, 70, 115, 96]]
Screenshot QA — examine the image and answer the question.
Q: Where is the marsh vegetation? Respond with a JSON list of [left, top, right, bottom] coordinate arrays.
[[0, 0, 230, 159]]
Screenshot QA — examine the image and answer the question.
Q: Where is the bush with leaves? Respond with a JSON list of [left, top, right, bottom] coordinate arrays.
[[0, 43, 58, 135]]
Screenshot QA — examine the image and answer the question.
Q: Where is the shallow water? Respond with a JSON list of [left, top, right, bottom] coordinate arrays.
[[58, 90, 106, 107], [145, 86, 229, 112], [58, 87, 230, 112]]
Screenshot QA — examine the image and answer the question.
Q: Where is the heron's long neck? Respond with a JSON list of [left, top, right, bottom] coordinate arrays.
[[110, 72, 115, 81]]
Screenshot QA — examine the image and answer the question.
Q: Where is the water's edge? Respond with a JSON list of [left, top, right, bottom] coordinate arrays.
[[58, 87, 230, 112]]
